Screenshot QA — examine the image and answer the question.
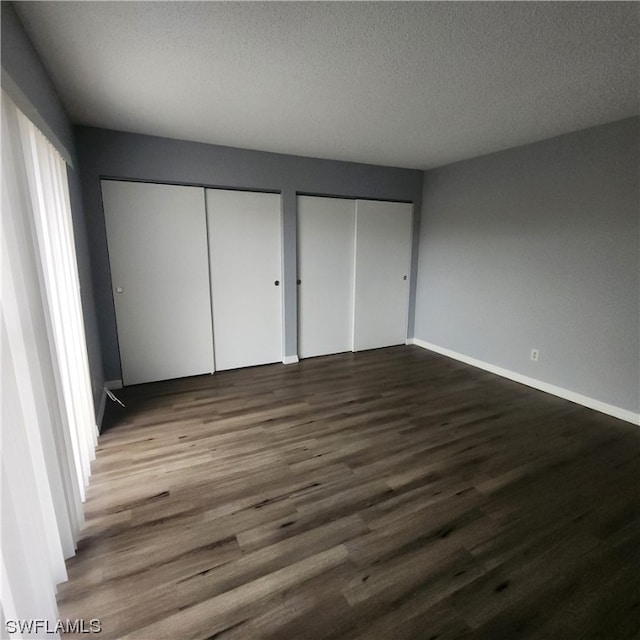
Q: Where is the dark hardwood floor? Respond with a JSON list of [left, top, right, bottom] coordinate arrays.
[[58, 346, 640, 639]]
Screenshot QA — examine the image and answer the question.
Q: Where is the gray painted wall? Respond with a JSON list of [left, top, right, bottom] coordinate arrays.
[[415, 117, 640, 414], [1, 1, 105, 417], [1, 1, 73, 156], [74, 127, 424, 381]]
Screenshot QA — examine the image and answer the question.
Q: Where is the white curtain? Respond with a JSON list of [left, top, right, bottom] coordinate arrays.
[[1, 91, 97, 638]]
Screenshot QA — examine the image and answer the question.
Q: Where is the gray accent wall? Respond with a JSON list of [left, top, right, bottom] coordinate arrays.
[[1, 1, 105, 417], [415, 117, 640, 414], [1, 1, 73, 158], [74, 127, 424, 381]]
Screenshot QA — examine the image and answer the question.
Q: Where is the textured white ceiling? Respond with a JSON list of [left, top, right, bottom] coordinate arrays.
[[15, 1, 640, 170]]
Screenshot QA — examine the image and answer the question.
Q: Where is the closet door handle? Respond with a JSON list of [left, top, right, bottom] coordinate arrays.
[[274, 280, 280, 286]]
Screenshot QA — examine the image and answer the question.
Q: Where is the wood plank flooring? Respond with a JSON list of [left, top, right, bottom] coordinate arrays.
[[58, 346, 640, 639]]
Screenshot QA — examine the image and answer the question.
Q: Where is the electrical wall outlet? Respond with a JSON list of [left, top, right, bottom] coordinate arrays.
[[530, 348, 539, 362]]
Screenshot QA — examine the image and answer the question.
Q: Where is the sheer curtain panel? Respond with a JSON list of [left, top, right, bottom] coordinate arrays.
[[1, 91, 97, 638]]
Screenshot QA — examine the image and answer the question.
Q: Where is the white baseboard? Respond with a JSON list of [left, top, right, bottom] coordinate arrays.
[[97, 380, 124, 432], [283, 355, 299, 365], [96, 390, 107, 433], [407, 338, 640, 426]]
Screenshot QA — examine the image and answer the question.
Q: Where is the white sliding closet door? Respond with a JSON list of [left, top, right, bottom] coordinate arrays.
[[102, 180, 214, 385], [206, 189, 282, 370], [353, 200, 413, 351], [297, 196, 356, 358]]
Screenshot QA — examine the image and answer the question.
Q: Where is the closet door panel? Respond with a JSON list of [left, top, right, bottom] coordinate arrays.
[[206, 189, 282, 370], [102, 180, 214, 385], [353, 200, 413, 351], [297, 196, 356, 358]]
